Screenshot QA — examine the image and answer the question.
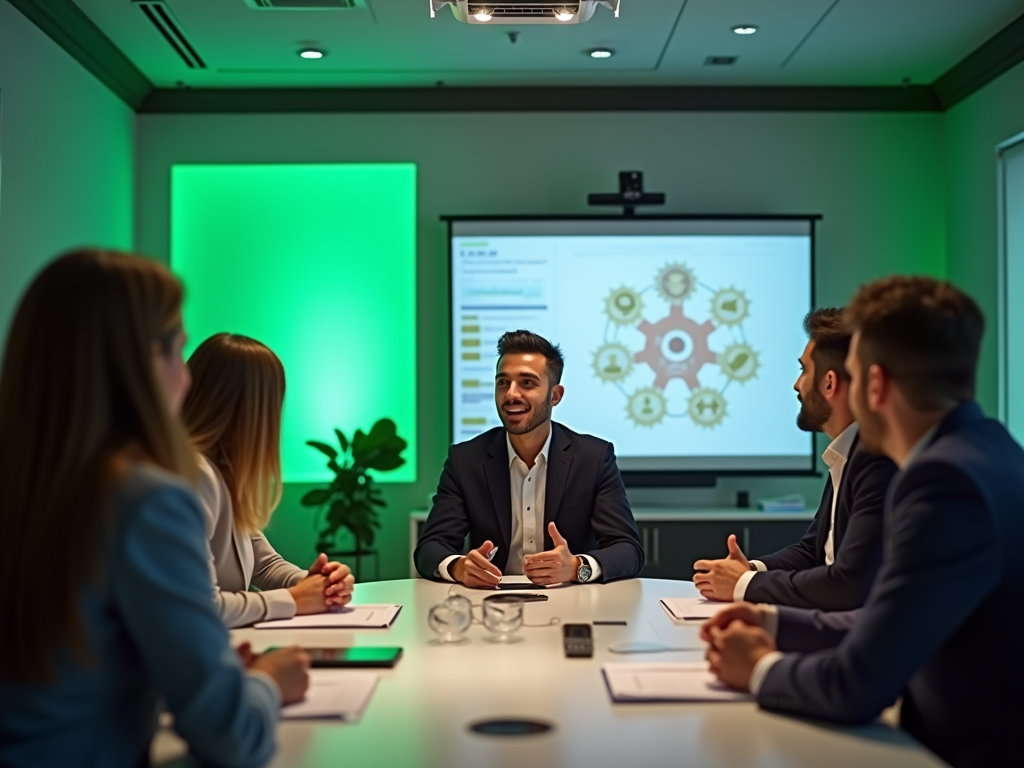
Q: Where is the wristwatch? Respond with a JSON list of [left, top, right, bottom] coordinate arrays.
[[576, 556, 593, 583]]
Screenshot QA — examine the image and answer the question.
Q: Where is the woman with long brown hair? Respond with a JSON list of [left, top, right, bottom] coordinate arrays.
[[182, 333, 355, 628], [0, 250, 309, 768]]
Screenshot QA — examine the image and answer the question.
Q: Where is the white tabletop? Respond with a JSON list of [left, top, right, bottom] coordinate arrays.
[[156, 578, 943, 768]]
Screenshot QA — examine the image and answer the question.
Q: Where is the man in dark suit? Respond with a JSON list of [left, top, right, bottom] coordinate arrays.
[[415, 330, 644, 587], [702, 276, 1024, 768], [694, 309, 897, 610]]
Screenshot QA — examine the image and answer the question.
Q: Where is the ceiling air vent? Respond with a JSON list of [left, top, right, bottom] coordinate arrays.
[[133, 1, 206, 69], [243, 0, 368, 8], [704, 56, 738, 66]]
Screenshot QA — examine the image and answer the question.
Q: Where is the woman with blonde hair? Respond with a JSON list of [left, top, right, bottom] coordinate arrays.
[[0, 249, 309, 768], [182, 333, 355, 628]]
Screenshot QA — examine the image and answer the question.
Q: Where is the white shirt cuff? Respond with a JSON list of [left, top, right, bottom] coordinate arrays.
[[760, 604, 779, 639], [438, 555, 460, 582], [749, 651, 784, 696], [247, 669, 282, 709], [581, 555, 602, 582], [260, 588, 298, 621], [750, 559, 768, 572], [733, 569, 757, 602]]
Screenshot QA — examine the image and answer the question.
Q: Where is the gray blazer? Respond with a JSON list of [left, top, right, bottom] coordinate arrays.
[[197, 454, 308, 628], [0, 464, 279, 768]]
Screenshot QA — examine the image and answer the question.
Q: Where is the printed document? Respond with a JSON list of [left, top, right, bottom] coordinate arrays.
[[659, 597, 733, 621], [255, 604, 401, 629], [281, 670, 379, 720], [603, 662, 753, 702]]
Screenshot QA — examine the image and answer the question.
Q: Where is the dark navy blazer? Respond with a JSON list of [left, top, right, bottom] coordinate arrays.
[[745, 434, 897, 609], [414, 422, 644, 582], [759, 402, 1024, 768]]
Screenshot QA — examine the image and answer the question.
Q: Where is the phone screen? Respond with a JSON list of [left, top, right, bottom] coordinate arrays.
[[564, 624, 593, 638], [300, 647, 403, 667]]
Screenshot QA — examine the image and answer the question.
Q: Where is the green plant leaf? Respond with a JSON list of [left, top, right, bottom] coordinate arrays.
[[369, 497, 386, 507], [351, 429, 368, 458], [364, 453, 406, 472], [369, 418, 398, 441], [300, 488, 332, 507], [306, 440, 338, 460], [334, 428, 349, 454]]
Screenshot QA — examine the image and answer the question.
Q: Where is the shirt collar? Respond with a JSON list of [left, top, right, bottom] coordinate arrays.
[[901, 424, 940, 469], [822, 422, 858, 469], [506, 426, 553, 468]]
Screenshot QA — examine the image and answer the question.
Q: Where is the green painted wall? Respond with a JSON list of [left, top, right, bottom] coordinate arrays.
[[137, 110, 946, 580], [943, 60, 1024, 415], [0, 0, 135, 358]]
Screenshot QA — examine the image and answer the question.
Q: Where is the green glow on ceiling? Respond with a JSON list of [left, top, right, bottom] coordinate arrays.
[[171, 163, 417, 483]]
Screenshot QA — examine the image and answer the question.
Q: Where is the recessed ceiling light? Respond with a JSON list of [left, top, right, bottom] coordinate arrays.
[[298, 48, 325, 59], [732, 25, 758, 35], [554, 8, 575, 21], [589, 49, 614, 59], [472, 7, 492, 21]]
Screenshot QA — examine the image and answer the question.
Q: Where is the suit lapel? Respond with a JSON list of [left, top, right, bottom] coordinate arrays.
[[544, 423, 573, 538], [484, 430, 513, 550]]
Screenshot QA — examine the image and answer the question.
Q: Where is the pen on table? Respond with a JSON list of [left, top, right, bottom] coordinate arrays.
[[593, 620, 628, 626]]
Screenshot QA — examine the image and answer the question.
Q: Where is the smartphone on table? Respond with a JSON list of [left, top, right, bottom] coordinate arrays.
[[269, 646, 403, 668]]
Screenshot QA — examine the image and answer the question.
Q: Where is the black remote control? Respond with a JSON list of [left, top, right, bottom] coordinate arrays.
[[562, 624, 593, 658]]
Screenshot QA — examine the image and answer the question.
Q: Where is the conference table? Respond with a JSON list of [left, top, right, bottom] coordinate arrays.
[[155, 577, 946, 767]]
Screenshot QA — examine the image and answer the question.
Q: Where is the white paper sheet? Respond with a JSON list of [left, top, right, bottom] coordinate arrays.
[[659, 597, 733, 621], [603, 662, 753, 702], [281, 670, 379, 720], [254, 604, 402, 629], [498, 575, 549, 588]]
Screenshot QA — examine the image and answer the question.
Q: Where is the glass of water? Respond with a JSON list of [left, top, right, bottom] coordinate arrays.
[[427, 595, 473, 644], [482, 595, 524, 643]]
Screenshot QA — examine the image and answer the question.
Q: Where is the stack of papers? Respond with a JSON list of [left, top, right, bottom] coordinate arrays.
[[659, 597, 732, 621], [281, 670, 379, 720], [603, 663, 753, 703], [758, 494, 806, 512], [254, 604, 402, 629]]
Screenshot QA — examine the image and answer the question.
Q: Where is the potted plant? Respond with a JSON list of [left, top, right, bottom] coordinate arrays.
[[300, 418, 408, 581]]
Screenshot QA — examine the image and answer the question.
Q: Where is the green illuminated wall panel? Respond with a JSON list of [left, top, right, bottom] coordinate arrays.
[[171, 163, 417, 483]]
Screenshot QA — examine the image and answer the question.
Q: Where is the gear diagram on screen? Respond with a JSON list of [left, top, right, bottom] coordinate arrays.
[[594, 263, 759, 429]]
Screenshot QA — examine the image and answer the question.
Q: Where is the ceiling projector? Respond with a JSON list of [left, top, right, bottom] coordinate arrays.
[[429, 1, 620, 25]]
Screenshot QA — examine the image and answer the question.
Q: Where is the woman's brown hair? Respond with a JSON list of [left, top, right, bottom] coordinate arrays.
[[0, 249, 196, 681], [181, 334, 285, 536]]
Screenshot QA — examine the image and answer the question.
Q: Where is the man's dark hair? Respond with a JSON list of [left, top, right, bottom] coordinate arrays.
[[845, 276, 983, 411], [804, 308, 852, 383], [496, 330, 565, 385]]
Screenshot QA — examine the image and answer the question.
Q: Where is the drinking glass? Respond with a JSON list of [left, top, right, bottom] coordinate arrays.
[[482, 595, 524, 643], [428, 595, 472, 644]]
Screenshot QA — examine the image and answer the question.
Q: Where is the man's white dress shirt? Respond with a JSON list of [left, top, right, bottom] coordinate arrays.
[[748, 422, 939, 695], [733, 422, 859, 602], [439, 428, 601, 581]]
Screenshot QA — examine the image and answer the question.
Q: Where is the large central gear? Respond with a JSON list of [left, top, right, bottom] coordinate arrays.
[[634, 304, 718, 390]]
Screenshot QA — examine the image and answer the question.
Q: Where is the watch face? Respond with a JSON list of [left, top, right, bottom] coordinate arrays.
[[578, 562, 593, 583]]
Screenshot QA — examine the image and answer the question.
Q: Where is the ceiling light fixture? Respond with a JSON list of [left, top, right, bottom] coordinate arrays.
[[554, 8, 575, 21], [588, 48, 614, 59], [298, 48, 325, 59], [731, 25, 758, 35], [472, 7, 492, 21]]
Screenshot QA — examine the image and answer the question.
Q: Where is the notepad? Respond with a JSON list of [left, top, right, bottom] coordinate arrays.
[[603, 662, 753, 703], [659, 597, 732, 621], [254, 604, 402, 629], [281, 670, 379, 720]]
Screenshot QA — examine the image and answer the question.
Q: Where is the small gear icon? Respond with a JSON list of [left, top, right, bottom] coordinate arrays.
[[688, 388, 727, 429], [634, 305, 718, 390], [656, 263, 696, 305], [605, 286, 643, 325], [710, 287, 750, 327], [626, 387, 667, 428], [593, 343, 633, 383], [720, 343, 760, 384]]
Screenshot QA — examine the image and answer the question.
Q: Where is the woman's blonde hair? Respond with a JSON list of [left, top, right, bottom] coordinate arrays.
[[0, 249, 196, 682], [182, 334, 285, 535]]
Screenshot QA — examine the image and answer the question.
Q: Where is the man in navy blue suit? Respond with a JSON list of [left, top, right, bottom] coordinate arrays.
[[702, 276, 1024, 768], [415, 330, 644, 587], [693, 308, 897, 610]]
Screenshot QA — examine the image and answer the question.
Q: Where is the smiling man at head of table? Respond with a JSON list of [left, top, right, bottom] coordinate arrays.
[[415, 330, 645, 588]]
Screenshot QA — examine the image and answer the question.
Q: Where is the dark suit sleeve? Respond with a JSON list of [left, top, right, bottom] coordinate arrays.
[[756, 509, 822, 572], [757, 464, 999, 724], [583, 442, 645, 582], [744, 457, 893, 610], [775, 606, 861, 653], [413, 446, 469, 580]]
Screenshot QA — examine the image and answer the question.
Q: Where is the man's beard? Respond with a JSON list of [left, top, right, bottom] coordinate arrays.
[[796, 386, 831, 433], [500, 390, 553, 435]]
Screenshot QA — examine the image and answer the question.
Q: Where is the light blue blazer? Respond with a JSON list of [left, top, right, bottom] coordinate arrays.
[[0, 464, 280, 768]]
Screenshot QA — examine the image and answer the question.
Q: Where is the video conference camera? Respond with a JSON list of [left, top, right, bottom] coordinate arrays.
[[588, 171, 666, 216]]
